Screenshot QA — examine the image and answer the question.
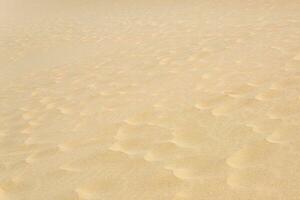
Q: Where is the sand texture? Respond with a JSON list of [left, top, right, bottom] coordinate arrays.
[[1, 0, 300, 199]]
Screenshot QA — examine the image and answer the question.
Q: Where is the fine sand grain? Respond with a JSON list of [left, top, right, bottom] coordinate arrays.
[[1, 0, 300, 199]]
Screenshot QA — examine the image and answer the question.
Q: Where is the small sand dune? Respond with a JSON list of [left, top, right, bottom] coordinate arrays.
[[1, 0, 300, 199]]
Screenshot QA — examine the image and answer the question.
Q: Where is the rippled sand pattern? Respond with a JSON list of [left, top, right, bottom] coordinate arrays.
[[1, 0, 300, 199]]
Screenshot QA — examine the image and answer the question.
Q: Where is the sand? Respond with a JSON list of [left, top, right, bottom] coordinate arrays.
[[1, 0, 300, 199]]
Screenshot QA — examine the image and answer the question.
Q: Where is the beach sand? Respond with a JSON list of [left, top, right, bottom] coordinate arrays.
[[1, 0, 300, 199]]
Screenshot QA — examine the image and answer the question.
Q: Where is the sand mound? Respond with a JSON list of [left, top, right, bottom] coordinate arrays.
[[1, 0, 300, 199]]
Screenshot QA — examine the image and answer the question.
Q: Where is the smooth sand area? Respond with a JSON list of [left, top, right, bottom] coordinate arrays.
[[1, 0, 300, 199]]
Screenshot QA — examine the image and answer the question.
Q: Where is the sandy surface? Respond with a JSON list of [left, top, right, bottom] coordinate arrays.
[[1, 0, 300, 199]]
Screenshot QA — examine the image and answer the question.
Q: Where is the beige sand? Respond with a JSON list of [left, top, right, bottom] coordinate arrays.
[[1, 0, 300, 199]]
